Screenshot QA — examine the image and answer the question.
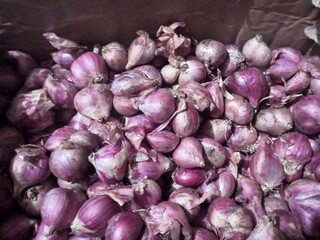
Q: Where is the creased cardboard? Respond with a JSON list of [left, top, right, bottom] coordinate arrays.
[[0, 0, 319, 61]]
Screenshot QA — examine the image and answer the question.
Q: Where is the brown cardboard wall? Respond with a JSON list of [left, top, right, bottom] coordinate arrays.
[[0, 0, 319, 60]]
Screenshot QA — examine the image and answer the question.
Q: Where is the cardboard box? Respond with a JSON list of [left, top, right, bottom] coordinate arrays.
[[0, 0, 319, 60]]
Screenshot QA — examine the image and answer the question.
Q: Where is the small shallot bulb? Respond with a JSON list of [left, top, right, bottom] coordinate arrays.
[[177, 80, 215, 111], [224, 67, 268, 108], [89, 139, 132, 182], [198, 119, 232, 144], [195, 39, 227, 67], [113, 95, 139, 116], [171, 103, 201, 137], [285, 71, 311, 95], [70, 52, 108, 89], [284, 179, 320, 239], [225, 94, 255, 125], [254, 107, 293, 136], [126, 30, 156, 70], [43, 74, 79, 109], [44, 126, 77, 151], [71, 196, 121, 237], [250, 139, 285, 192], [266, 59, 299, 84], [177, 56, 206, 84], [198, 136, 226, 168], [49, 142, 90, 182], [51, 49, 85, 69], [10, 144, 50, 197], [102, 42, 128, 72], [228, 125, 258, 152], [172, 137, 205, 168], [267, 85, 286, 107], [134, 65, 162, 88], [22, 68, 50, 93], [6, 89, 55, 133], [271, 209, 305, 240], [74, 83, 113, 122], [242, 35, 272, 69], [131, 179, 162, 209], [274, 132, 312, 182], [207, 80, 225, 118], [138, 88, 175, 124], [197, 169, 236, 202], [105, 211, 144, 240], [40, 188, 86, 235], [146, 130, 180, 153], [292, 95, 320, 135], [161, 64, 180, 84], [172, 168, 207, 187], [207, 197, 254, 239]]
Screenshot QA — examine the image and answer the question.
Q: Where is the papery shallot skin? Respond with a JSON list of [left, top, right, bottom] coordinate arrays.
[[207, 197, 254, 239], [144, 201, 193, 240], [246, 216, 286, 240], [89, 138, 132, 182]]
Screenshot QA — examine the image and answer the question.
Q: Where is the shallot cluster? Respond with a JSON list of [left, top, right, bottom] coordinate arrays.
[[1, 21, 320, 240]]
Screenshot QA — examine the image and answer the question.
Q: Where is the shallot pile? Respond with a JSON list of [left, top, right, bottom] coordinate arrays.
[[1, 22, 320, 240]]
